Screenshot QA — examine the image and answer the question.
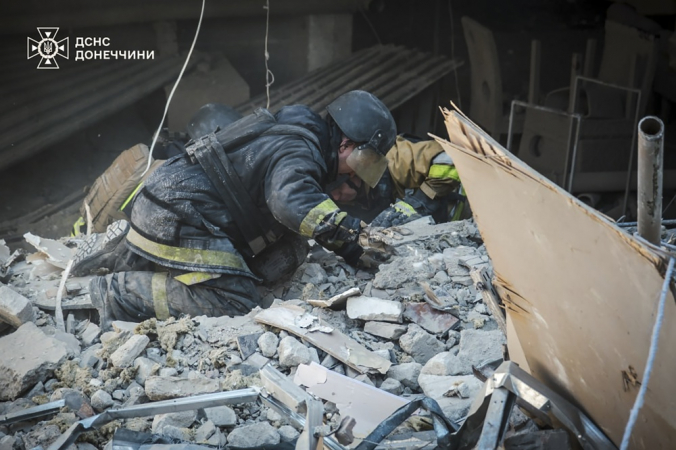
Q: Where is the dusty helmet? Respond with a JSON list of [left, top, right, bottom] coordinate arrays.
[[187, 103, 243, 140], [326, 90, 396, 188]]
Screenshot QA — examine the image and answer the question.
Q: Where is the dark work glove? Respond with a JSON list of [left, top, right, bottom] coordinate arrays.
[[371, 199, 422, 228]]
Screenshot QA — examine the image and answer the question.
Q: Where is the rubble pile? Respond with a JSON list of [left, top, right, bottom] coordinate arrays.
[[0, 219, 537, 450]]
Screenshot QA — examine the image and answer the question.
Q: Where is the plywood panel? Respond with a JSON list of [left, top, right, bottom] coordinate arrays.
[[434, 109, 676, 449]]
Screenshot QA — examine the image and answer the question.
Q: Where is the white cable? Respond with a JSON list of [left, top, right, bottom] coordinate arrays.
[[620, 256, 675, 450], [142, 0, 207, 176], [264, 0, 275, 109]]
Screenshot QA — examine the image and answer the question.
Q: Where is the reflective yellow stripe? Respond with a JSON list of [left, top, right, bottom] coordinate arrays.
[[393, 200, 417, 217], [127, 228, 247, 270], [428, 164, 461, 182], [299, 198, 341, 237], [120, 182, 144, 211], [71, 216, 86, 237], [151, 272, 170, 320], [174, 272, 221, 286]]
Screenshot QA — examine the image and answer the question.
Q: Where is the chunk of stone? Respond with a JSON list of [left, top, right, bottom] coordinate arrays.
[[79, 344, 102, 369], [227, 421, 281, 447], [421, 352, 465, 376], [417, 374, 483, 422], [346, 296, 403, 322], [90, 390, 114, 411], [80, 323, 101, 346], [455, 329, 506, 373], [257, 332, 279, 358], [134, 357, 159, 386], [278, 425, 300, 442], [277, 336, 312, 367], [159, 368, 178, 377], [47, 328, 82, 356], [0, 322, 69, 400], [0, 435, 18, 450], [399, 324, 445, 364], [145, 375, 220, 400], [195, 420, 226, 446], [386, 362, 422, 390], [157, 425, 192, 441], [21, 424, 61, 450], [0, 285, 34, 328], [152, 410, 197, 434], [204, 405, 237, 426], [364, 321, 408, 340], [379, 378, 403, 395], [110, 334, 150, 368]]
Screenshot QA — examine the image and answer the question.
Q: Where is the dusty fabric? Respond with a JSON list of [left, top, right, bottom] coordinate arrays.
[[386, 137, 451, 198], [130, 105, 361, 274], [103, 269, 262, 323]]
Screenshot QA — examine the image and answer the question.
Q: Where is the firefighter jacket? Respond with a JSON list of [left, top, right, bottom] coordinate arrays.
[[127, 105, 361, 279]]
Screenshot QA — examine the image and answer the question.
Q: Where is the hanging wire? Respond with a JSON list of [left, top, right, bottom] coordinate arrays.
[[264, 0, 275, 109], [142, 0, 206, 177], [447, 0, 462, 109], [620, 256, 675, 449]]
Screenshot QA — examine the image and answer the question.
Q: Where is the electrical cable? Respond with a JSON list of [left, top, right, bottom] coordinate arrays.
[[620, 256, 675, 450], [142, 0, 207, 177], [264, 0, 275, 109]]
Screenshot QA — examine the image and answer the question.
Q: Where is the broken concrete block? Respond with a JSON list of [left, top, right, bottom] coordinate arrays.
[[80, 322, 101, 346], [399, 324, 445, 364], [226, 421, 281, 447], [110, 334, 150, 368], [0, 285, 34, 328], [195, 419, 226, 446], [278, 424, 300, 442], [364, 321, 408, 340], [159, 425, 193, 441], [257, 331, 279, 358], [278, 336, 312, 367], [152, 410, 197, 434], [379, 378, 403, 395], [417, 374, 483, 422], [204, 405, 237, 427], [79, 344, 102, 369], [133, 357, 159, 386], [0, 322, 69, 400], [421, 352, 465, 376], [21, 424, 61, 450], [145, 375, 220, 401], [47, 328, 82, 356], [90, 389, 114, 411], [403, 302, 459, 334], [504, 428, 572, 450], [386, 362, 422, 390], [346, 296, 403, 322], [456, 329, 505, 372], [0, 435, 18, 450]]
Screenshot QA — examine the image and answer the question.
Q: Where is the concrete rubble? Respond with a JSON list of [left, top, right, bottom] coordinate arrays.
[[0, 218, 551, 449]]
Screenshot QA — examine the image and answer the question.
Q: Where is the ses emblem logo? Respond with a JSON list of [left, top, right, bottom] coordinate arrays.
[[27, 27, 69, 69]]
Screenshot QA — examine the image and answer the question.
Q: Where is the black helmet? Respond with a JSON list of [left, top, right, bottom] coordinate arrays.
[[187, 103, 243, 140], [326, 90, 396, 188]]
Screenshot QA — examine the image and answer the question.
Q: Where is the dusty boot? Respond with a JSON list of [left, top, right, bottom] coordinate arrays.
[[88, 276, 115, 331], [72, 220, 130, 276]]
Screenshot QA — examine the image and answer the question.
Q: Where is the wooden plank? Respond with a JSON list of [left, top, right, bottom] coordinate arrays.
[[255, 305, 391, 374]]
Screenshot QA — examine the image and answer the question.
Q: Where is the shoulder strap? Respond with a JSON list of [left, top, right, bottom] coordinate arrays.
[[185, 122, 323, 256], [186, 134, 277, 255]]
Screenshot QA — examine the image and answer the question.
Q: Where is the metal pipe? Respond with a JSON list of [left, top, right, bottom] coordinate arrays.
[[637, 116, 665, 245]]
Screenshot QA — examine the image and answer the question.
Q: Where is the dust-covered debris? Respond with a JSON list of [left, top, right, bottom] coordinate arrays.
[[0, 218, 522, 448]]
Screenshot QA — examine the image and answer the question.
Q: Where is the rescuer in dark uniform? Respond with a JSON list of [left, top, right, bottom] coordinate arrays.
[[71, 90, 397, 329]]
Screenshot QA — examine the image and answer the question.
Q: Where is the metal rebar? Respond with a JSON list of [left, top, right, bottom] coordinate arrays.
[[637, 116, 665, 245]]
